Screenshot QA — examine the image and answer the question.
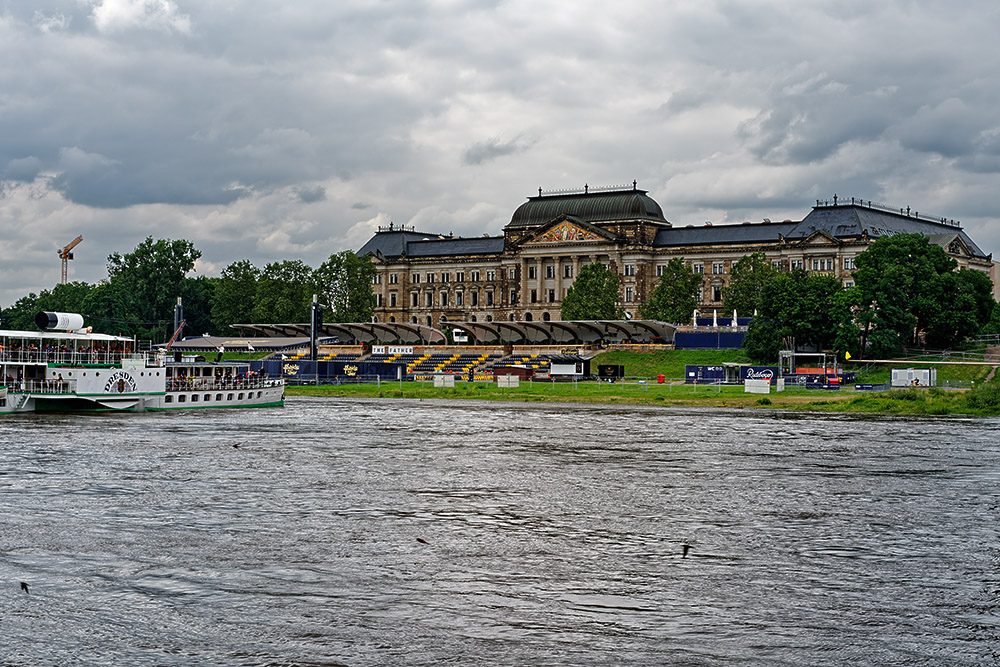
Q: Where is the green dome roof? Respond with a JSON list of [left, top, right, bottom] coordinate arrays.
[[507, 187, 668, 228]]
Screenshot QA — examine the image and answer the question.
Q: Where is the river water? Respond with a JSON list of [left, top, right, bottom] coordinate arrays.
[[1, 397, 999, 666]]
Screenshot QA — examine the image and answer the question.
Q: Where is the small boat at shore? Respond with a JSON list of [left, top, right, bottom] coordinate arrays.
[[0, 312, 284, 414]]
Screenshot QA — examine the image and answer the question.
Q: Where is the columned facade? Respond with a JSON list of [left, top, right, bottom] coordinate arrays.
[[358, 188, 994, 325]]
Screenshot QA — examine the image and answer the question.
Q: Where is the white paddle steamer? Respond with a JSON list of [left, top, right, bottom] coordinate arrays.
[[0, 312, 283, 414]]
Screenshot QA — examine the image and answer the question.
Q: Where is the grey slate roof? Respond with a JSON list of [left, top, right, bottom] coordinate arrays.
[[358, 230, 503, 260], [357, 230, 443, 259], [653, 221, 797, 247], [789, 205, 988, 258], [508, 188, 667, 228]]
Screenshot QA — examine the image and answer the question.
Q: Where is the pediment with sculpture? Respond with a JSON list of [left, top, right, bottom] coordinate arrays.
[[524, 217, 613, 245]]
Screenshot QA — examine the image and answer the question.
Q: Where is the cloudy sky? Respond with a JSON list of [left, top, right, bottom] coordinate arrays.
[[2, 0, 999, 307]]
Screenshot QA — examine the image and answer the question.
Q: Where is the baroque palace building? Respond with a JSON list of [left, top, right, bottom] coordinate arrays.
[[358, 183, 993, 326]]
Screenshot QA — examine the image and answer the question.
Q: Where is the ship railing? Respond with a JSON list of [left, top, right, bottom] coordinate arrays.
[[3, 379, 80, 394], [166, 377, 284, 392], [0, 349, 129, 366]]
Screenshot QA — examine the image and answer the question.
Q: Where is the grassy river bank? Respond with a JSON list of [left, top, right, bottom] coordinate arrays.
[[284, 350, 1000, 416], [286, 379, 1000, 416]]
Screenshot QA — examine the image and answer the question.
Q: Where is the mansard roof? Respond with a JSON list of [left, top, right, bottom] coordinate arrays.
[[789, 199, 988, 258], [506, 184, 668, 229], [653, 221, 797, 247], [358, 228, 503, 261]]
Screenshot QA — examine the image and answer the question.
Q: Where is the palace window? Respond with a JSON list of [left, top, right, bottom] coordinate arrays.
[[471, 270, 480, 282], [440, 291, 448, 306], [427, 273, 435, 283], [625, 286, 634, 302], [442, 272, 450, 283], [456, 271, 465, 282], [425, 293, 433, 307], [376, 294, 383, 307], [390, 293, 397, 307], [373, 274, 382, 284], [790, 259, 804, 270], [456, 292, 464, 306], [528, 266, 537, 280], [624, 264, 636, 276], [389, 273, 398, 284], [530, 289, 537, 303], [546, 265, 555, 279], [548, 289, 555, 303], [712, 263, 724, 275], [411, 273, 420, 283], [692, 263, 704, 274], [712, 286, 722, 301], [411, 292, 418, 307], [470, 291, 478, 306], [486, 291, 494, 306], [510, 290, 517, 304], [843, 257, 856, 270], [486, 270, 496, 281], [656, 264, 665, 277], [509, 268, 516, 279], [564, 265, 573, 278]]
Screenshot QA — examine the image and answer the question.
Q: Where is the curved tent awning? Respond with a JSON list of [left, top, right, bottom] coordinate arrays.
[[447, 320, 675, 345], [232, 322, 447, 345]]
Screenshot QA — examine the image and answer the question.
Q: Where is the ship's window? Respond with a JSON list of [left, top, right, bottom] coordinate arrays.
[[204, 394, 211, 401], [227, 394, 234, 400], [191, 394, 199, 402], [216, 394, 223, 401], [238, 393, 244, 400], [257, 392, 262, 398], [178, 395, 186, 403], [165, 396, 173, 403]]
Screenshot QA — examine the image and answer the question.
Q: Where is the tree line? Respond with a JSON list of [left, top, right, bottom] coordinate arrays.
[[0, 237, 376, 342], [560, 234, 998, 360]]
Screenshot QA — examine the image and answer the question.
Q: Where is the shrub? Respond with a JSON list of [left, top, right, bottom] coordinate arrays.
[[964, 383, 1000, 411]]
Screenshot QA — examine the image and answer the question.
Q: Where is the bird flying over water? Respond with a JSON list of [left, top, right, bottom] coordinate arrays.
[[20, 581, 29, 594]]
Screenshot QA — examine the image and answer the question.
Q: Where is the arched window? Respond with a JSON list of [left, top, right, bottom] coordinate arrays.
[[525, 312, 533, 322], [486, 314, 493, 322], [542, 312, 551, 321], [390, 316, 396, 323], [470, 315, 477, 322]]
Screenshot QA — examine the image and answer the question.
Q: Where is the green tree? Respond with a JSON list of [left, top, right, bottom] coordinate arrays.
[[105, 237, 203, 340], [850, 233, 990, 356], [639, 257, 701, 323], [37, 281, 95, 315], [313, 251, 377, 322], [1, 293, 41, 330], [721, 252, 779, 316], [253, 260, 314, 323], [211, 260, 260, 331], [561, 263, 622, 320], [743, 269, 844, 363]]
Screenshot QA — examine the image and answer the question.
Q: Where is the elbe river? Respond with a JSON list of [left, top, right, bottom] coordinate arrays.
[[2, 397, 999, 665]]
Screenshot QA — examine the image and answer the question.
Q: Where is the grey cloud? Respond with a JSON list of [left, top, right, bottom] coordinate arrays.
[[351, 202, 372, 210], [463, 137, 531, 166], [295, 186, 327, 203], [4, 157, 43, 182]]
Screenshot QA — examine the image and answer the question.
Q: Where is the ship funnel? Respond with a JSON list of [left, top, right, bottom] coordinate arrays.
[[35, 312, 85, 331]]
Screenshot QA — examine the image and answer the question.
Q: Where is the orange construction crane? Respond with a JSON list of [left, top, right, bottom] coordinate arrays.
[[59, 235, 83, 284]]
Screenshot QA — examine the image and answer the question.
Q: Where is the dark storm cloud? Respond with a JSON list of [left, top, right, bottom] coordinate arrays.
[[3, 0, 1000, 306]]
